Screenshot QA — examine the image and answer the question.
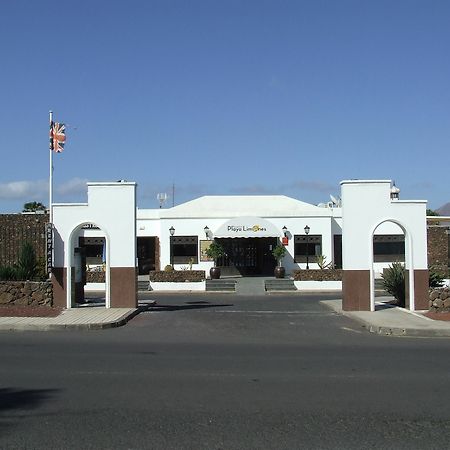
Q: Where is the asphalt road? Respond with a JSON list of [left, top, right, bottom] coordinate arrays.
[[1, 293, 450, 449]]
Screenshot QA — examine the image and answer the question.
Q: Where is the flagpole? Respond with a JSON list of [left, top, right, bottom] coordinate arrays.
[[49, 110, 53, 224]]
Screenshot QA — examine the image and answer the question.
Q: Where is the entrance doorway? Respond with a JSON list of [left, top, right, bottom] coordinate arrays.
[[137, 237, 158, 274], [216, 237, 277, 276]]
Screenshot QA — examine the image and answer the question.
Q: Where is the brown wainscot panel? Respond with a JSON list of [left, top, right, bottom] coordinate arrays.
[[110, 267, 137, 308], [342, 270, 371, 311], [51, 267, 67, 308], [414, 269, 429, 310]]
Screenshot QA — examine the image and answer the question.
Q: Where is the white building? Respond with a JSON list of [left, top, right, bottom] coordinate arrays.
[[51, 179, 429, 311]]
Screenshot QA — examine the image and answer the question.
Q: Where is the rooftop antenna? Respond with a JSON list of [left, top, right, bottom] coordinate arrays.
[[157, 193, 168, 208], [330, 194, 342, 207], [172, 182, 175, 207]]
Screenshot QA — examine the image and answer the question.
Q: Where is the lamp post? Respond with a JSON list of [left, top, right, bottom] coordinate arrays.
[[304, 225, 310, 270], [169, 226, 175, 267]]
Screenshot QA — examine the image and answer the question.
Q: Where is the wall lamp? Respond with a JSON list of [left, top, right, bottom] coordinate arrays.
[[304, 225, 310, 269], [204, 225, 210, 239], [169, 226, 175, 236], [282, 225, 288, 237]]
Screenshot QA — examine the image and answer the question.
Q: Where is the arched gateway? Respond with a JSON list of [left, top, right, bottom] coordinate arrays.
[[341, 180, 428, 311], [51, 182, 137, 309]]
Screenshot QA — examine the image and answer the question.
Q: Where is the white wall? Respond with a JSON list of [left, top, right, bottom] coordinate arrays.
[[341, 180, 427, 271], [54, 182, 136, 268], [136, 215, 339, 275]]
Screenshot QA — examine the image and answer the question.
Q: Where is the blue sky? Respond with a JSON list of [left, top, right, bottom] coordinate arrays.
[[0, 0, 449, 212]]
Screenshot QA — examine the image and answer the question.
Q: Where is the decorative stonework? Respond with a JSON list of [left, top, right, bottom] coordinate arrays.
[[429, 287, 450, 313], [427, 226, 449, 276], [0, 213, 48, 267], [86, 271, 106, 283], [149, 270, 206, 282], [0, 281, 53, 307], [293, 269, 343, 281]]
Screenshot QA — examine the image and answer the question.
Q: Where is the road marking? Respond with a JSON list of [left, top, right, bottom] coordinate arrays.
[[341, 326, 363, 334], [214, 310, 335, 315]]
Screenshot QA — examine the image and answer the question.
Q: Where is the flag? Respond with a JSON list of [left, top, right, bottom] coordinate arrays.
[[50, 122, 66, 153]]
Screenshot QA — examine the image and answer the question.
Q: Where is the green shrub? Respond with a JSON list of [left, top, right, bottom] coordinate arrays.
[[0, 266, 17, 281], [316, 255, 332, 270], [164, 264, 174, 272], [15, 242, 39, 281], [428, 267, 445, 288], [205, 241, 225, 264], [272, 245, 287, 266], [382, 262, 406, 307]]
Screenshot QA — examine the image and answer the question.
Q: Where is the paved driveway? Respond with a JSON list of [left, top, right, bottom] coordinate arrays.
[[1, 293, 449, 449]]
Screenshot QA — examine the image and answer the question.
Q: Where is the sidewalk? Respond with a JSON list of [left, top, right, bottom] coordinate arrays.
[[0, 307, 138, 331], [322, 298, 450, 337]]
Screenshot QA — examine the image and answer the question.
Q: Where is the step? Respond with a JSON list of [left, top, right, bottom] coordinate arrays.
[[206, 279, 237, 292], [264, 279, 297, 291], [137, 280, 149, 291]]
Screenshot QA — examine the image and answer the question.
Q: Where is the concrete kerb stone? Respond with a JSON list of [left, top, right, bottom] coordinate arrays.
[[0, 307, 140, 332], [321, 299, 450, 338]]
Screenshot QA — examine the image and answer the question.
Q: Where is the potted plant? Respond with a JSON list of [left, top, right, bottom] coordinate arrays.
[[205, 241, 225, 279], [272, 244, 287, 278]]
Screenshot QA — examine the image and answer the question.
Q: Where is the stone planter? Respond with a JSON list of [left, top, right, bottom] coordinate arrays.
[[210, 267, 221, 279], [429, 287, 450, 313], [149, 270, 206, 282], [274, 266, 285, 279], [293, 269, 343, 281]]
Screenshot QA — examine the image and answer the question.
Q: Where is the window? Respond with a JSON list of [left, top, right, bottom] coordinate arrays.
[[333, 235, 342, 269], [79, 237, 105, 265], [294, 235, 322, 263], [171, 236, 198, 264], [373, 235, 405, 262]]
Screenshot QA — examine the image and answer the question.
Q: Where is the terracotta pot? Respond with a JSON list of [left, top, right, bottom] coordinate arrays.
[[210, 267, 221, 279], [274, 266, 285, 279]]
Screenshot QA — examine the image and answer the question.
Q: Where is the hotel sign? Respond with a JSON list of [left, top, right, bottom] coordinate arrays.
[[45, 223, 53, 273], [227, 224, 267, 233], [214, 217, 279, 238]]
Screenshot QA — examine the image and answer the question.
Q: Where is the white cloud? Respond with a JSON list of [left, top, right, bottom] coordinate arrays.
[[55, 177, 88, 196], [0, 180, 48, 200], [0, 178, 88, 203]]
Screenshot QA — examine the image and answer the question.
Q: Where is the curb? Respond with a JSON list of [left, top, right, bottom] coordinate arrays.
[[0, 308, 141, 332], [320, 300, 450, 338]]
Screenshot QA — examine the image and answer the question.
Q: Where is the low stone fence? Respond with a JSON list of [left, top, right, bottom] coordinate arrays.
[[86, 271, 106, 283], [149, 270, 206, 282], [429, 287, 450, 313], [293, 269, 343, 281], [0, 281, 53, 307]]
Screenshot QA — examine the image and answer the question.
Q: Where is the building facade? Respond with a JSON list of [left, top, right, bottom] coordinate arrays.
[[2, 179, 447, 312]]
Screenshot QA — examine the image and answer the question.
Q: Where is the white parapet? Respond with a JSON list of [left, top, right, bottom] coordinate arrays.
[[294, 280, 342, 291], [149, 281, 206, 291]]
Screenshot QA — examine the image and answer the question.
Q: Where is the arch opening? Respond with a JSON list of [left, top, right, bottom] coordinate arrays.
[[370, 219, 413, 311], [66, 222, 111, 309]]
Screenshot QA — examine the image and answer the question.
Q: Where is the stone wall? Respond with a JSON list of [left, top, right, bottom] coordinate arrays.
[[427, 226, 449, 276], [0, 281, 53, 307], [86, 271, 106, 283], [293, 269, 343, 281], [0, 213, 48, 267], [429, 287, 450, 313]]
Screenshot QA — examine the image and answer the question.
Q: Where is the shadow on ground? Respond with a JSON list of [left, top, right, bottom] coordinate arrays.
[[0, 388, 59, 413], [141, 301, 234, 312]]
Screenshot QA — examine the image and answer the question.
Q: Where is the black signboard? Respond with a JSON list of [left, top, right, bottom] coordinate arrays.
[[46, 223, 53, 274]]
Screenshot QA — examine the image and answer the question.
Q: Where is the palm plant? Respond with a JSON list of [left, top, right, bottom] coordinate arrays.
[[381, 262, 406, 307]]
